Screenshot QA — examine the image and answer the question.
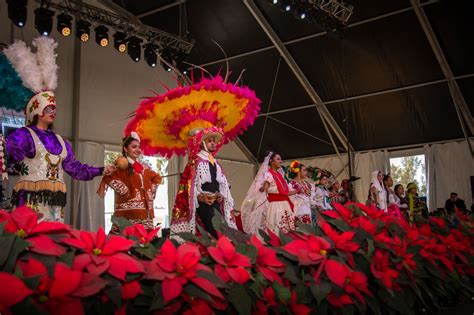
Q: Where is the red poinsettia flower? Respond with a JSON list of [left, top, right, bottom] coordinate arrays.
[[355, 203, 386, 221], [283, 234, 331, 266], [437, 233, 469, 264], [62, 227, 143, 280], [265, 228, 282, 247], [327, 292, 353, 308], [323, 203, 360, 227], [430, 217, 447, 229], [208, 236, 252, 284], [182, 298, 213, 315], [0, 272, 33, 314], [392, 240, 417, 272], [370, 250, 399, 290], [145, 239, 223, 303], [0, 206, 68, 256], [358, 216, 378, 236], [122, 224, 160, 245], [18, 259, 107, 315], [418, 237, 453, 271], [325, 259, 372, 305], [374, 231, 402, 249], [289, 292, 312, 315], [249, 235, 285, 283], [122, 280, 142, 300], [321, 222, 360, 253]]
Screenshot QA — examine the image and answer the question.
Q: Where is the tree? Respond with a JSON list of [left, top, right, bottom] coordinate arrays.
[[390, 156, 427, 196]]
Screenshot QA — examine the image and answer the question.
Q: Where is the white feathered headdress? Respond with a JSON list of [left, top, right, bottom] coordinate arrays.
[[3, 36, 59, 124]]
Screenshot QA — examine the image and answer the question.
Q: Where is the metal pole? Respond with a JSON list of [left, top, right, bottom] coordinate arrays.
[[243, 0, 354, 153]]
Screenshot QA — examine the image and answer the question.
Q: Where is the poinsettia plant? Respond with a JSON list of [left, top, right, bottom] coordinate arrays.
[[0, 204, 472, 315]]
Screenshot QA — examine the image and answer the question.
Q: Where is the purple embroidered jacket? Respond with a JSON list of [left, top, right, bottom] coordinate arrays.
[[6, 126, 103, 180]]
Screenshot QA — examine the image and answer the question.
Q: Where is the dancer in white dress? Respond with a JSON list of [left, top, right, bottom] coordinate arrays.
[[288, 161, 313, 225]]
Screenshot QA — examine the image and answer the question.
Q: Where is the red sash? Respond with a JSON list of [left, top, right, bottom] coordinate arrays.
[[267, 169, 294, 211]]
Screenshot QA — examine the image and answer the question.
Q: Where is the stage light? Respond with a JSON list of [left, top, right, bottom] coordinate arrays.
[[76, 20, 91, 42], [297, 9, 307, 19], [95, 25, 109, 47], [160, 49, 174, 72], [113, 32, 127, 53], [144, 44, 157, 68], [57, 13, 72, 37], [175, 51, 189, 75], [272, 0, 279, 4], [127, 36, 142, 62], [7, 0, 27, 28], [34, 7, 54, 36]]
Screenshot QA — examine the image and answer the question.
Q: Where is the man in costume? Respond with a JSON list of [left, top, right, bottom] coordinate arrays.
[[2, 37, 114, 222], [171, 126, 236, 238], [125, 70, 261, 238]]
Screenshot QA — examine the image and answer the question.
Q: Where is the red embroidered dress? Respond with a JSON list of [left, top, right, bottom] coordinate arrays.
[[98, 165, 161, 231], [263, 169, 295, 234]]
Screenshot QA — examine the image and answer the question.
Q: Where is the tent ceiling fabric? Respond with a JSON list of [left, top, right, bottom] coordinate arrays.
[[113, 0, 473, 161]]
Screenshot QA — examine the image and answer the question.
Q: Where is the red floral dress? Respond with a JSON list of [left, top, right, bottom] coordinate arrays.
[[290, 180, 313, 224]]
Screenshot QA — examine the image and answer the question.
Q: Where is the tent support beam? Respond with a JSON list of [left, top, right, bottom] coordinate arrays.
[[243, 0, 353, 153], [411, 0, 473, 155], [258, 73, 474, 117], [234, 138, 258, 163], [201, 0, 438, 68]]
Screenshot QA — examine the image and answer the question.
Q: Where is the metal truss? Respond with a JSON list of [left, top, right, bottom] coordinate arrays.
[[309, 0, 354, 24], [34, 0, 194, 53]]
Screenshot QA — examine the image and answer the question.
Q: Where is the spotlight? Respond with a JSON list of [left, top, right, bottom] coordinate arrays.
[[76, 20, 91, 42], [297, 9, 307, 19], [160, 49, 173, 72], [34, 7, 54, 36], [272, 0, 278, 4], [7, 0, 27, 28], [57, 13, 72, 37], [127, 36, 142, 62], [175, 51, 189, 75], [144, 44, 157, 68], [95, 25, 109, 47], [113, 32, 127, 53], [280, 0, 292, 12]]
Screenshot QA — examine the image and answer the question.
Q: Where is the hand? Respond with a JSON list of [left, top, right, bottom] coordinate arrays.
[[216, 193, 224, 203], [198, 193, 215, 206], [231, 209, 241, 217], [103, 165, 116, 176]]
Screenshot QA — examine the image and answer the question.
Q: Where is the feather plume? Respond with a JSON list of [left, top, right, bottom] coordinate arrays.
[[3, 40, 43, 93], [33, 36, 58, 91]]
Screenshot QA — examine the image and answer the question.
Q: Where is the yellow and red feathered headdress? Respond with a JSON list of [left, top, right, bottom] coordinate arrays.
[[125, 75, 261, 158]]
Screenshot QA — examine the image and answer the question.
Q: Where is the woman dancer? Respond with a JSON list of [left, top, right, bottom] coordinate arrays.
[[98, 132, 162, 232], [383, 174, 402, 219], [261, 152, 296, 233], [367, 170, 387, 212], [288, 161, 313, 224]]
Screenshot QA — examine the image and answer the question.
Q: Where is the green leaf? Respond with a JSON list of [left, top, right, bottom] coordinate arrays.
[[4, 237, 30, 272], [105, 284, 122, 307], [272, 281, 291, 304], [184, 284, 212, 301], [11, 297, 49, 315], [58, 249, 76, 267], [0, 221, 6, 236], [297, 222, 316, 235], [197, 270, 227, 288], [23, 275, 42, 290], [249, 280, 263, 298], [294, 283, 312, 304], [365, 295, 381, 315], [228, 285, 252, 315], [135, 246, 158, 260], [310, 281, 332, 305], [177, 232, 200, 243], [0, 234, 15, 267], [196, 225, 213, 245], [111, 215, 133, 231], [211, 210, 226, 234], [150, 283, 165, 310], [235, 243, 257, 264], [330, 218, 350, 232], [277, 231, 293, 246]]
